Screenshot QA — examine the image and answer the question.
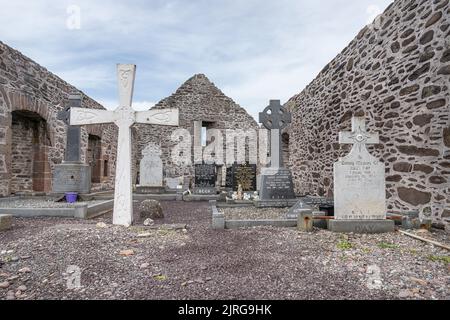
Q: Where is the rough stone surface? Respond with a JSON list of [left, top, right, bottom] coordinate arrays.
[[0, 42, 118, 196], [285, 0, 450, 227], [138, 200, 164, 220]]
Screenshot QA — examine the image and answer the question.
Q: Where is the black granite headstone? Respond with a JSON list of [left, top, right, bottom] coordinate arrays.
[[232, 163, 257, 191], [194, 164, 217, 194], [259, 168, 295, 200], [225, 166, 233, 189]]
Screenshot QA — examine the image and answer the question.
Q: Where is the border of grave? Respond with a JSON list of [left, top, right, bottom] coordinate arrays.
[[184, 194, 221, 202], [254, 199, 299, 208], [211, 200, 297, 230], [0, 199, 114, 219]]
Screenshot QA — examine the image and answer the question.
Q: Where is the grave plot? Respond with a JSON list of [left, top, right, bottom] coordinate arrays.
[[0, 197, 114, 219]]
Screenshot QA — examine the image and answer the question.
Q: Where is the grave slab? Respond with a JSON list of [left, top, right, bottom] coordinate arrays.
[[328, 219, 395, 233]]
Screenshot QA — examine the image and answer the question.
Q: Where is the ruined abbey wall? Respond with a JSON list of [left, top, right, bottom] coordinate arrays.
[[0, 41, 118, 195], [286, 0, 449, 224], [135, 74, 260, 186]]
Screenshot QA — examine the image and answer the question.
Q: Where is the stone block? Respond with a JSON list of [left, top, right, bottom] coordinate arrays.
[[0, 214, 12, 231], [328, 219, 395, 234], [52, 163, 91, 194], [297, 210, 313, 232]]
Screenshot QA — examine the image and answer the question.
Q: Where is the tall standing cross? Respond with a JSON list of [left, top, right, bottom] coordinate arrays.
[[70, 64, 179, 226], [339, 116, 379, 155], [259, 100, 292, 168]]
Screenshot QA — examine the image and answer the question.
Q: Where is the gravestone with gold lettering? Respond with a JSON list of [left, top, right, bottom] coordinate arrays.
[[328, 116, 394, 233]]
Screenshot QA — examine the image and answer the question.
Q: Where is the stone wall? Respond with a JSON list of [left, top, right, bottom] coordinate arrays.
[[0, 41, 118, 195], [286, 0, 449, 225], [135, 74, 260, 186]]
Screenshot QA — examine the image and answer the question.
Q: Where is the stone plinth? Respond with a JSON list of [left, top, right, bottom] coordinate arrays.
[[52, 163, 91, 194]]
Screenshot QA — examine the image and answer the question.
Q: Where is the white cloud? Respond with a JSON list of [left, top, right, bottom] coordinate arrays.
[[0, 0, 394, 122]]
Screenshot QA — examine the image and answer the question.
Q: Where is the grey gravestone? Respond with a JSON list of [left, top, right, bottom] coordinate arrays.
[[286, 200, 313, 219], [136, 144, 165, 194], [328, 116, 394, 233], [194, 164, 216, 195], [257, 100, 295, 204], [52, 94, 91, 194], [232, 162, 257, 192]]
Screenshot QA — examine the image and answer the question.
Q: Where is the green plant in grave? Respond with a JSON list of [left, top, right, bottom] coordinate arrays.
[[337, 239, 352, 250], [427, 255, 450, 264]]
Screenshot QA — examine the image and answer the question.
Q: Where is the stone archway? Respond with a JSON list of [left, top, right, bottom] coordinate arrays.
[[11, 110, 52, 193], [88, 134, 102, 184]]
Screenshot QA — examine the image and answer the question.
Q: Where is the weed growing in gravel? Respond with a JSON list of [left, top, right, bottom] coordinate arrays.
[[377, 242, 399, 249], [337, 239, 352, 250], [427, 255, 450, 264], [153, 274, 167, 281], [361, 248, 372, 254]]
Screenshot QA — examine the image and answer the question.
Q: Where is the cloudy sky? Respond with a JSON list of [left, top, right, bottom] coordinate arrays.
[[0, 0, 392, 120]]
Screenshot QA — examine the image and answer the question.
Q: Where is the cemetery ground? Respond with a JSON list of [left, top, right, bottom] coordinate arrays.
[[0, 201, 449, 300]]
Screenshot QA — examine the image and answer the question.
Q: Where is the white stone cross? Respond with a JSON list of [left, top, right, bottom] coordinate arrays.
[[339, 116, 379, 154], [70, 64, 179, 226]]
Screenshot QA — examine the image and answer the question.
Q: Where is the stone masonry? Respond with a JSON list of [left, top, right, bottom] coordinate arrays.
[[285, 0, 449, 226], [0, 41, 118, 195], [134, 74, 259, 187]]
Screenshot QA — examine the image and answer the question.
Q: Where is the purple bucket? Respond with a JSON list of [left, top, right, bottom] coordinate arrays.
[[65, 192, 78, 203]]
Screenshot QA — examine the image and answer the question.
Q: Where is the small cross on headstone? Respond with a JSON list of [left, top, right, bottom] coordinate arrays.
[[339, 116, 379, 154], [70, 64, 179, 226], [259, 100, 291, 168]]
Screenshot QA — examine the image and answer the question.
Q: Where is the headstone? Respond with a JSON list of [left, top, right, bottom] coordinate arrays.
[[194, 164, 217, 195], [328, 116, 394, 233], [52, 94, 91, 194], [257, 100, 296, 206], [286, 200, 313, 219], [225, 166, 233, 189], [136, 144, 165, 194], [70, 64, 179, 226], [231, 163, 257, 192]]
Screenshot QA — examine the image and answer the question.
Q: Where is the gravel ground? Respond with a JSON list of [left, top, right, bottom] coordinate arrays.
[[0, 201, 449, 300], [0, 199, 105, 208], [222, 207, 289, 220]]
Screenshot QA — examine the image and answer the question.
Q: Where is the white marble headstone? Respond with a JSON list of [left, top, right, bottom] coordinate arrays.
[[140, 144, 163, 187], [334, 116, 386, 220]]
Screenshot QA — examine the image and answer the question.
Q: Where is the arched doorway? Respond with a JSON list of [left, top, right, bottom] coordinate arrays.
[[11, 110, 52, 193], [88, 134, 102, 184]]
